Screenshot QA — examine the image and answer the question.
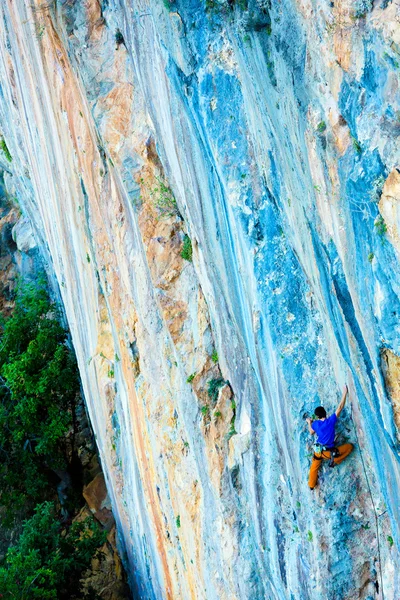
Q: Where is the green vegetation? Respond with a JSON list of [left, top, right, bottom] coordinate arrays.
[[0, 281, 79, 520], [211, 349, 218, 363], [313, 184, 321, 193], [375, 215, 387, 238], [0, 501, 106, 599], [351, 136, 362, 154], [206, 0, 219, 10], [368, 252, 374, 263], [369, 174, 385, 202], [354, 0, 373, 18], [316, 121, 326, 133], [0, 282, 107, 598], [150, 177, 179, 218], [307, 530, 313, 542], [176, 515, 181, 529], [86, 252, 91, 263], [227, 422, 236, 439], [227, 397, 237, 440], [207, 377, 225, 403], [186, 372, 196, 384], [35, 24, 45, 39], [108, 368, 114, 378], [206, 0, 248, 13], [201, 405, 209, 416], [387, 535, 394, 547], [0, 139, 12, 162], [115, 29, 125, 46], [214, 410, 222, 419], [181, 235, 193, 261]]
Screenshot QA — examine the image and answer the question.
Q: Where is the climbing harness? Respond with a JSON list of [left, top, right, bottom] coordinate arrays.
[[313, 443, 339, 467]]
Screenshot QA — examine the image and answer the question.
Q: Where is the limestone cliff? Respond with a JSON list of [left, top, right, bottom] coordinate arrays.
[[1, 0, 400, 598]]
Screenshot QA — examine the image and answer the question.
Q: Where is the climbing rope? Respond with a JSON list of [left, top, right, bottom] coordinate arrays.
[[349, 405, 385, 600]]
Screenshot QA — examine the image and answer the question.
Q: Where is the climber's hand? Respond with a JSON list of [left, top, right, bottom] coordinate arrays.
[[336, 385, 348, 417]]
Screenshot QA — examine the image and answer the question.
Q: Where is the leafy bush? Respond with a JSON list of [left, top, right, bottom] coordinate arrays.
[[0, 139, 12, 162], [186, 372, 196, 383], [351, 136, 362, 154], [115, 29, 124, 46], [0, 281, 79, 520], [316, 121, 326, 133], [0, 501, 106, 599], [375, 215, 387, 237], [201, 405, 209, 418], [180, 235, 193, 262], [211, 349, 218, 363], [354, 0, 373, 17], [207, 378, 225, 403], [369, 175, 385, 202], [150, 177, 179, 218]]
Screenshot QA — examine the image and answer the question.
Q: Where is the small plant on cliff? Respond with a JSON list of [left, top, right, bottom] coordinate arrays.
[[207, 377, 225, 403], [316, 121, 326, 133], [115, 29, 125, 47], [0, 138, 12, 162], [368, 252, 374, 263], [211, 349, 219, 363], [201, 405, 210, 416], [353, 0, 373, 18], [351, 135, 362, 154], [150, 177, 180, 219], [187, 372, 196, 383], [0, 501, 106, 599], [176, 515, 181, 528], [387, 535, 394, 547], [369, 175, 385, 202], [374, 215, 387, 238], [226, 397, 237, 440], [181, 235, 193, 261], [307, 530, 313, 542]]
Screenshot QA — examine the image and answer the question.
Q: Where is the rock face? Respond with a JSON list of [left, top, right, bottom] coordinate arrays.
[[0, 0, 400, 598]]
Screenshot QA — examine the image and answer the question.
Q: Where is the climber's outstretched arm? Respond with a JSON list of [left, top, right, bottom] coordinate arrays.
[[335, 384, 348, 418]]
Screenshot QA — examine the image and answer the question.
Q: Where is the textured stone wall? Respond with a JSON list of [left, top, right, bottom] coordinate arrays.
[[1, 0, 400, 598]]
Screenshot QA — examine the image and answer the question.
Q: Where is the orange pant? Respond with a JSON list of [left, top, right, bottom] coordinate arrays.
[[308, 443, 354, 489]]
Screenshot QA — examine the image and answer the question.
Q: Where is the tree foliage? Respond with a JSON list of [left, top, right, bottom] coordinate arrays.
[[0, 501, 106, 599], [0, 281, 79, 519]]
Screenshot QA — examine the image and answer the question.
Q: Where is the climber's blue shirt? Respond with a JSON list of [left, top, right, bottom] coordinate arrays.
[[312, 414, 337, 447]]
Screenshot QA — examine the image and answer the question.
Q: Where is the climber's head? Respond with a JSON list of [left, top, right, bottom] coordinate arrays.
[[314, 406, 327, 419]]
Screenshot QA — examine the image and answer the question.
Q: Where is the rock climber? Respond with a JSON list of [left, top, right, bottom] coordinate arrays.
[[306, 384, 354, 490]]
